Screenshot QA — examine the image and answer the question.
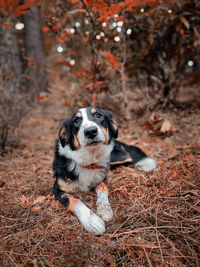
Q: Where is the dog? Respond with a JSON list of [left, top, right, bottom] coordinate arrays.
[[52, 107, 156, 234]]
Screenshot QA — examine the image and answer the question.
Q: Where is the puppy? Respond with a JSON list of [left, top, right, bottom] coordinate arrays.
[[52, 107, 156, 234]]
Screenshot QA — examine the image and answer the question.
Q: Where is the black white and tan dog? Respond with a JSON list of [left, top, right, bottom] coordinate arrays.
[[52, 107, 156, 234]]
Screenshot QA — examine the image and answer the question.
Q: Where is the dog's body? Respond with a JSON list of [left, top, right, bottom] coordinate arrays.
[[53, 107, 156, 234]]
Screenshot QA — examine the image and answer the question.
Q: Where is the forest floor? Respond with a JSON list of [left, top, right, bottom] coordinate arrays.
[[0, 83, 200, 266]]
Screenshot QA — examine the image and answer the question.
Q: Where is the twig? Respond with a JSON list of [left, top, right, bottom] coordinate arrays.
[[143, 247, 153, 267]]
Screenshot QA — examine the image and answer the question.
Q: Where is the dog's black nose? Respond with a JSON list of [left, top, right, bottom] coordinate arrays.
[[84, 126, 98, 139]]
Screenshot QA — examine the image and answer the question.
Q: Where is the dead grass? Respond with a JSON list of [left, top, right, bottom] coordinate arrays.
[[0, 95, 200, 266]]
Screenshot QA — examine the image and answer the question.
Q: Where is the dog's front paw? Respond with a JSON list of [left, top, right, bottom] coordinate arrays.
[[74, 201, 105, 234], [96, 190, 114, 222], [135, 157, 156, 172], [97, 203, 114, 222]]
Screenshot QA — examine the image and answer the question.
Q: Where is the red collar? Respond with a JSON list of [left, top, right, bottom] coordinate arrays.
[[82, 163, 105, 170]]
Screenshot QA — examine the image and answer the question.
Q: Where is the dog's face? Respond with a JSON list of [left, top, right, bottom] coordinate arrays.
[[59, 107, 118, 150]]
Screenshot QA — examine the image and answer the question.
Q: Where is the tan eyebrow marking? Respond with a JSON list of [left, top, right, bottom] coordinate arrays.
[[91, 108, 96, 114], [76, 112, 81, 117]]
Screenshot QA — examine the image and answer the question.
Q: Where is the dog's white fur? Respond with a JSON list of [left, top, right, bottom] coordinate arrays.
[[74, 201, 105, 234], [135, 157, 156, 172], [96, 189, 114, 222]]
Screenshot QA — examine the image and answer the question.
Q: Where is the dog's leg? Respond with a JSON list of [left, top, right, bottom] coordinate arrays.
[[69, 196, 105, 234], [111, 141, 156, 172], [96, 182, 114, 222], [134, 157, 156, 172], [53, 179, 105, 234]]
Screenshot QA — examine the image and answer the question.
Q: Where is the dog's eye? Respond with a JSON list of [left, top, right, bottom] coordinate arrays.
[[95, 112, 102, 119], [73, 117, 81, 125]]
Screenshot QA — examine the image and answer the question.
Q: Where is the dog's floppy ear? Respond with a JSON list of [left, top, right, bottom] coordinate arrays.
[[102, 109, 118, 139], [59, 119, 71, 147]]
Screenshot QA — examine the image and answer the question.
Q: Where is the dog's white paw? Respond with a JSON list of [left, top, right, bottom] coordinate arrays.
[[135, 157, 156, 172], [97, 203, 114, 222], [96, 190, 114, 222], [74, 201, 105, 234]]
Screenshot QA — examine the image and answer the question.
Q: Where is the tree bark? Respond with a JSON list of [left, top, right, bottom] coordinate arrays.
[[0, 18, 23, 150], [23, 6, 47, 94], [0, 18, 22, 91]]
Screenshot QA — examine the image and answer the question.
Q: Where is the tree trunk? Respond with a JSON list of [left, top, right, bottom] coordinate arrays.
[[0, 18, 22, 90], [23, 6, 47, 94], [0, 18, 23, 150]]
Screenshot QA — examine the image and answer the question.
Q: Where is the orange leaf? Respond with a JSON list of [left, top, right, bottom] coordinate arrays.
[[58, 37, 63, 43], [60, 60, 71, 67], [10, 0, 20, 8], [60, 33, 68, 41], [0, 0, 10, 12], [106, 51, 117, 68], [32, 196, 46, 205], [53, 24, 61, 30], [2, 21, 11, 29], [31, 206, 40, 212], [83, 0, 93, 7], [14, 0, 40, 12], [109, 3, 122, 17], [92, 93, 98, 103], [2, 72, 14, 79], [72, 0, 79, 2], [21, 195, 30, 206], [124, 7, 133, 12], [114, 16, 128, 23], [179, 28, 184, 36], [11, 10, 30, 17], [63, 100, 68, 106], [42, 26, 50, 32], [39, 95, 44, 102], [28, 61, 36, 66]]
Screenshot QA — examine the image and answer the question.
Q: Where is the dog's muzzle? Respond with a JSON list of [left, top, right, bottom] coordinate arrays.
[[84, 126, 98, 139], [77, 123, 106, 147]]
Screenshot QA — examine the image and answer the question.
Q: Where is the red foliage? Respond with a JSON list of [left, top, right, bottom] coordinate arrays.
[[0, 0, 40, 17], [2, 72, 14, 79], [42, 26, 50, 32], [28, 61, 36, 66], [60, 60, 72, 67], [2, 21, 11, 29], [39, 95, 45, 102]]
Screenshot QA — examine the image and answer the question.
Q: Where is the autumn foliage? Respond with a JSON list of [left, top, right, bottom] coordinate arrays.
[[40, 0, 200, 117]]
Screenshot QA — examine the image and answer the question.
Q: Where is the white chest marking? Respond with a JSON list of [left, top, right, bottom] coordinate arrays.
[[58, 142, 114, 192]]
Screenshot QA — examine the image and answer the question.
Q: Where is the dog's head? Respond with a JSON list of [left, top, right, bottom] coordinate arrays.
[[59, 107, 118, 150]]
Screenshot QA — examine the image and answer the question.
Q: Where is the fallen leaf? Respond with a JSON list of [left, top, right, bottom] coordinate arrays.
[[160, 119, 172, 135], [168, 147, 179, 159], [144, 114, 174, 137], [21, 195, 30, 206], [32, 196, 46, 205], [31, 206, 40, 212]]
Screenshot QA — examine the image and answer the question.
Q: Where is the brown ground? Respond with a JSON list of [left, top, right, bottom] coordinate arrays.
[[0, 85, 200, 266]]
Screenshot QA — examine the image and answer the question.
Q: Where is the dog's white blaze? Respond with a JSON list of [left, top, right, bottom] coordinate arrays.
[[74, 201, 105, 234], [77, 108, 106, 147], [135, 157, 156, 172]]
